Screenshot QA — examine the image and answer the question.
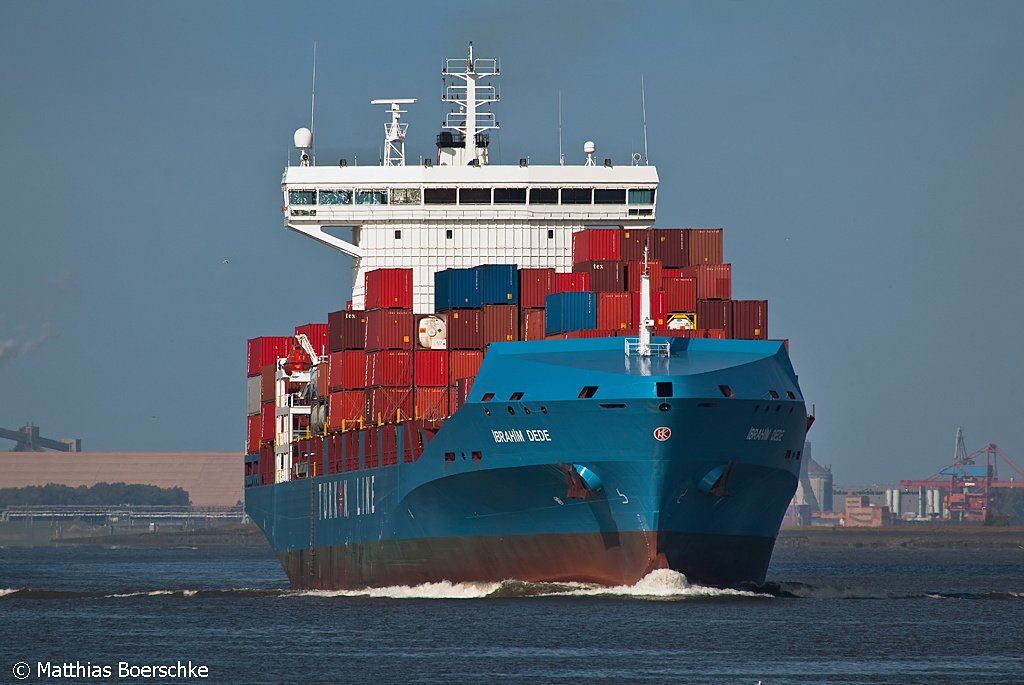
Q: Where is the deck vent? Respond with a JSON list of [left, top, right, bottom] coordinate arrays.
[[578, 386, 598, 399], [787, 391, 797, 400], [472, 451, 482, 461], [481, 393, 494, 402], [444, 452, 455, 462], [656, 382, 673, 398], [768, 390, 780, 399], [718, 385, 734, 398], [509, 392, 524, 401]]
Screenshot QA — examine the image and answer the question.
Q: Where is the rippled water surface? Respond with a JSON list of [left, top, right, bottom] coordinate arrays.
[[2, 544, 1022, 683]]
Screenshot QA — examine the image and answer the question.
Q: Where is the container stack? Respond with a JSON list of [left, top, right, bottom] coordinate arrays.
[[247, 226, 773, 447]]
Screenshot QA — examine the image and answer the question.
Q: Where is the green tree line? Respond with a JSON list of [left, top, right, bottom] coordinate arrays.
[[0, 482, 190, 508]]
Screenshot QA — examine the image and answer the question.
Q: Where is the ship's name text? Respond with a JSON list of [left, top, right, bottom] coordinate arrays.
[[491, 429, 552, 443], [746, 427, 785, 442]]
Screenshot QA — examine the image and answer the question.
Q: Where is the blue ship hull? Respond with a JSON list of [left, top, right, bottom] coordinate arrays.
[[245, 337, 808, 589]]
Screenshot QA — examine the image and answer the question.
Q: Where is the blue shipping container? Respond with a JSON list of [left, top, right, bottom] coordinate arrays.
[[545, 291, 598, 335], [475, 264, 519, 306], [435, 268, 481, 310]]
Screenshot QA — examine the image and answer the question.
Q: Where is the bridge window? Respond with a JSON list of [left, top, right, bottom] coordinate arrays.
[[318, 190, 352, 205], [425, 187, 457, 204], [289, 190, 315, 205], [561, 188, 593, 204], [459, 188, 491, 204], [494, 188, 527, 204], [529, 188, 558, 204], [391, 188, 421, 205], [594, 189, 626, 204], [628, 189, 655, 204], [356, 190, 388, 205]]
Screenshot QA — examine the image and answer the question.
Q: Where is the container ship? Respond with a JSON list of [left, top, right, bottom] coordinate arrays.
[[244, 44, 811, 590]]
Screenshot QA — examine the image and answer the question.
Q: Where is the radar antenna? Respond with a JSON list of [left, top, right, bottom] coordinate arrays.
[[371, 99, 417, 166]]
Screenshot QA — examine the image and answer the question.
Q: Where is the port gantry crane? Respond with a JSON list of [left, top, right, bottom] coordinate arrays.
[[0, 424, 80, 452], [899, 427, 1024, 522]]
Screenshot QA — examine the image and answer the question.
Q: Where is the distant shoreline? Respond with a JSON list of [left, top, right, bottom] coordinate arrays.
[[778, 526, 1024, 549]]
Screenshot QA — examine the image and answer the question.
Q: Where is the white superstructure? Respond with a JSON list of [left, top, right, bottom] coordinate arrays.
[[281, 43, 659, 313]]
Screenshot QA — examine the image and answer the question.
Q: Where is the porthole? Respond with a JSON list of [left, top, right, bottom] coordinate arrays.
[[659, 403, 671, 412], [523, 407, 531, 414], [540, 406, 548, 414], [507, 406, 515, 415], [484, 408, 491, 416]]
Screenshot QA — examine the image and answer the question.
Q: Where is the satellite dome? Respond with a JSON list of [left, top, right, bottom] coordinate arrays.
[[583, 141, 596, 154], [293, 127, 313, 149]]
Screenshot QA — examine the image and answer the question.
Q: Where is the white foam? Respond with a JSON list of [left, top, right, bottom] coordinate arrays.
[[287, 569, 769, 600], [0, 588, 20, 597]]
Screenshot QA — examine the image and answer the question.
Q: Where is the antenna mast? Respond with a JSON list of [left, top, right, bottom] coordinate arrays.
[[371, 99, 417, 166], [559, 90, 564, 166], [441, 42, 499, 166], [310, 42, 317, 165], [641, 73, 649, 165]]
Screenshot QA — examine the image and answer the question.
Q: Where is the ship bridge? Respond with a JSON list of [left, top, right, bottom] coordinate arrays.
[[281, 44, 659, 313]]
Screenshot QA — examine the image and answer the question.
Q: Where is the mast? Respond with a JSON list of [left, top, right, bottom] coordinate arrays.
[[637, 246, 653, 356], [440, 42, 499, 166]]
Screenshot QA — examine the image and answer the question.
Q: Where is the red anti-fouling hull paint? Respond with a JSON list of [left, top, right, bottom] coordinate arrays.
[[518, 268, 555, 309], [279, 531, 662, 590], [365, 268, 414, 310], [247, 336, 291, 377], [328, 310, 367, 352]]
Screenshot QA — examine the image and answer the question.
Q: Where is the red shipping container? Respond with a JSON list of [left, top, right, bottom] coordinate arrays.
[[442, 309, 483, 350], [294, 324, 329, 356], [705, 328, 727, 339], [315, 361, 329, 398], [260, 363, 275, 402], [366, 386, 413, 423], [620, 228, 652, 262], [414, 387, 449, 422], [366, 350, 413, 387], [687, 228, 723, 266], [449, 350, 483, 384], [597, 291, 633, 330], [732, 300, 768, 340], [520, 308, 546, 341], [632, 291, 668, 330], [571, 228, 621, 264], [328, 309, 367, 352], [247, 336, 291, 377], [554, 272, 590, 293], [519, 268, 555, 309], [663, 277, 697, 312], [260, 402, 275, 442], [625, 260, 663, 292], [562, 329, 616, 339], [650, 229, 689, 268], [573, 260, 624, 292], [246, 414, 261, 454], [680, 264, 732, 300], [328, 390, 366, 429], [365, 309, 413, 351], [414, 350, 448, 387], [365, 268, 413, 309], [663, 268, 683, 279], [328, 349, 366, 390], [697, 299, 734, 337], [482, 304, 519, 345]]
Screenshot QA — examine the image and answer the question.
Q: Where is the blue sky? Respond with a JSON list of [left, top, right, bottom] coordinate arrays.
[[1, 1, 1021, 486]]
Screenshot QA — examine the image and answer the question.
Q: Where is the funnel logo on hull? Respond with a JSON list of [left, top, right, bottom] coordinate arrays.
[[653, 427, 672, 441]]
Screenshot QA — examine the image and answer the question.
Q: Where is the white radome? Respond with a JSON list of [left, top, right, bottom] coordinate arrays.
[[583, 141, 596, 154], [293, 127, 313, 149]]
